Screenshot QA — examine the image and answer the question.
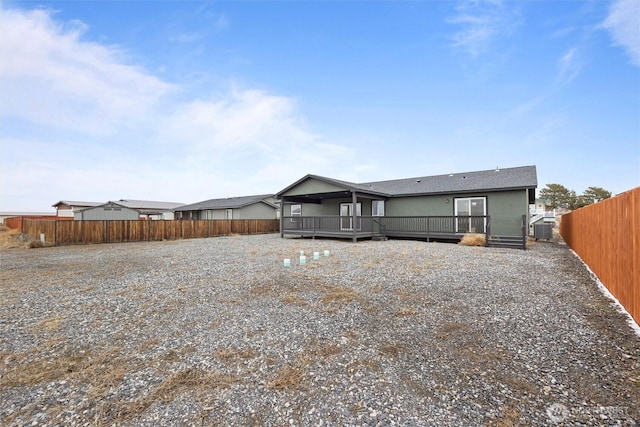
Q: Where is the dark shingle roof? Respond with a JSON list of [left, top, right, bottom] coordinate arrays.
[[365, 165, 537, 196], [277, 166, 537, 199], [175, 194, 276, 211]]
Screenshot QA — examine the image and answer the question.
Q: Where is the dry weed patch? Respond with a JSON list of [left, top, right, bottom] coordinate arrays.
[[281, 292, 308, 306], [395, 307, 418, 316], [213, 346, 256, 362], [459, 233, 486, 246], [97, 369, 239, 424], [379, 343, 403, 358], [320, 286, 358, 305], [346, 358, 382, 374], [36, 316, 65, 332], [0, 346, 126, 388], [436, 321, 471, 339], [269, 365, 306, 390]]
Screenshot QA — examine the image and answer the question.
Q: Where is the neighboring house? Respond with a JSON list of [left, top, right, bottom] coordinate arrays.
[[52, 201, 101, 217], [529, 198, 557, 225], [276, 165, 537, 248], [174, 194, 279, 220], [114, 199, 184, 220], [74, 202, 141, 221]]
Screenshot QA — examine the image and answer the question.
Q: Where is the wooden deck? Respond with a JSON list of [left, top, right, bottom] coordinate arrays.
[[281, 215, 488, 242]]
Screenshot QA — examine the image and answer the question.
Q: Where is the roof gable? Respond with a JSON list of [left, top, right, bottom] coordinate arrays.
[[276, 174, 388, 198]]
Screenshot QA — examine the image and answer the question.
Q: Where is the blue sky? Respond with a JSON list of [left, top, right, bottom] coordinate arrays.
[[1, 0, 638, 211]]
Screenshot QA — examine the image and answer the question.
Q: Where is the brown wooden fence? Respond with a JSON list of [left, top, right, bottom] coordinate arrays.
[[4, 216, 72, 230], [560, 187, 639, 326], [22, 219, 280, 246]]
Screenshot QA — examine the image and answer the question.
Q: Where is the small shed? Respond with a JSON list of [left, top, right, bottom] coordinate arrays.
[[74, 202, 141, 221]]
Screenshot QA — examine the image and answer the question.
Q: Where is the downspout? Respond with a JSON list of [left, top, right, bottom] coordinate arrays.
[[352, 191, 357, 243]]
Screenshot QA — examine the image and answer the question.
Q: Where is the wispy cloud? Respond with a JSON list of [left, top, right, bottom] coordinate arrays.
[[448, 0, 520, 58], [557, 47, 581, 83], [0, 7, 360, 210], [601, 0, 640, 66], [0, 8, 173, 135]]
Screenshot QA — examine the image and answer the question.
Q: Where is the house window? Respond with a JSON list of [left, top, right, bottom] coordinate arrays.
[[372, 200, 385, 216], [454, 197, 486, 233], [290, 204, 301, 218], [226, 209, 233, 220]]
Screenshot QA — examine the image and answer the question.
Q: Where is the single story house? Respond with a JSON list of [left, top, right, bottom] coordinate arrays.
[[73, 200, 185, 220], [74, 202, 141, 221], [276, 165, 537, 248], [174, 194, 279, 220], [52, 201, 102, 217], [114, 199, 184, 220]]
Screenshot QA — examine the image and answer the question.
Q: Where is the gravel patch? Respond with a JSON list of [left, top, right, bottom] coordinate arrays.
[[1, 234, 638, 426]]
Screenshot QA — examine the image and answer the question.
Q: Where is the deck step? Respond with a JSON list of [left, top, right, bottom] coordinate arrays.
[[487, 235, 526, 250]]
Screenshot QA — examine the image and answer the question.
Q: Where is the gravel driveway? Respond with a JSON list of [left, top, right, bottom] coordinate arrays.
[[1, 234, 638, 426]]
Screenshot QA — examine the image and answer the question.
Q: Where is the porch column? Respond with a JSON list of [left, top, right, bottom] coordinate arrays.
[[279, 197, 285, 238], [352, 191, 357, 243]]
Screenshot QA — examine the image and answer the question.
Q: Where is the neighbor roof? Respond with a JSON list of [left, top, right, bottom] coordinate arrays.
[[175, 194, 277, 211], [52, 200, 102, 208], [115, 199, 185, 211], [276, 165, 537, 198]]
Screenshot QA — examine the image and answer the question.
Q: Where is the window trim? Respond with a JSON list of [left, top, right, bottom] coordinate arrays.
[[290, 204, 302, 222], [454, 196, 487, 233], [372, 200, 385, 217]]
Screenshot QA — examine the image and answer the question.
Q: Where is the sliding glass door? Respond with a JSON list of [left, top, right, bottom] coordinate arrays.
[[340, 203, 362, 231], [455, 197, 486, 233]]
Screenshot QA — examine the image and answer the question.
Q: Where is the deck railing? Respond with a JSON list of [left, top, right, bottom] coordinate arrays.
[[282, 215, 489, 236]]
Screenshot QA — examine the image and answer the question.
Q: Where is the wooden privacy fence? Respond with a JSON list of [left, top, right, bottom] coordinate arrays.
[[4, 216, 71, 230], [22, 219, 280, 246], [560, 187, 639, 326]]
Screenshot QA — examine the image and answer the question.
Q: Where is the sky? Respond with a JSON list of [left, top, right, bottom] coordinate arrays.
[[1, 0, 639, 212]]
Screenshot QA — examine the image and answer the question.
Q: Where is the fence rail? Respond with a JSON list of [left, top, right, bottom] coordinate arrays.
[[560, 187, 639, 326], [21, 219, 280, 246]]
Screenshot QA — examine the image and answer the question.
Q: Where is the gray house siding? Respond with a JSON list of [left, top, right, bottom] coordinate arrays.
[[485, 190, 530, 236], [238, 202, 278, 219], [385, 194, 452, 216], [196, 203, 276, 220], [75, 205, 140, 220]]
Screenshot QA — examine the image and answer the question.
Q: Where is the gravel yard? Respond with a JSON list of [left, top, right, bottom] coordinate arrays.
[[1, 234, 639, 426]]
